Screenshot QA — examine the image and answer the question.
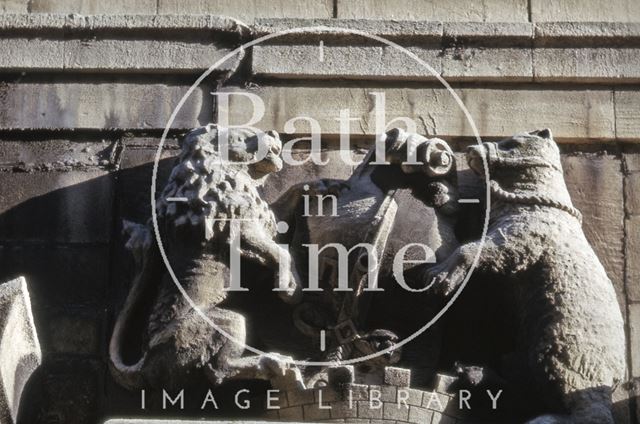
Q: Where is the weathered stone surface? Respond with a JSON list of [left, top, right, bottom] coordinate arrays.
[[286, 388, 315, 407], [0, 13, 67, 30], [29, 0, 157, 14], [336, 0, 529, 22], [444, 22, 534, 40], [0, 138, 117, 171], [0, 171, 114, 243], [303, 403, 331, 420], [253, 18, 443, 39], [383, 400, 410, 421], [627, 216, 640, 303], [278, 406, 303, 420], [534, 22, 640, 44], [221, 85, 615, 140], [616, 91, 640, 141], [442, 47, 532, 81], [626, 172, 640, 215], [0, 277, 41, 424], [0, 37, 64, 71], [384, 367, 411, 387], [0, 81, 212, 130], [357, 400, 383, 419], [63, 38, 240, 73], [631, 304, 640, 377], [534, 48, 640, 82], [253, 44, 531, 82], [158, 0, 333, 22], [252, 44, 443, 81], [0, 0, 26, 12], [624, 151, 640, 173], [0, 245, 109, 308], [252, 21, 534, 82], [37, 308, 103, 355], [531, 0, 640, 22], [252, 19, 533, 80], [0, 14, 247, 32], [409, 405, 434, 424], [562, 155, 626, 310]]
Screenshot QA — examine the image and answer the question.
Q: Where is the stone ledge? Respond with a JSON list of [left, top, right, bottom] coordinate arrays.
[[0, 80, 213, 130], [0, 17, 636, 45], [534, 22, 640, 45], [0, 138, 118, 171], [0, 18, 639, 82], [335, 0, 529, 22], [253, 18, 444, 40], [0, 14, 249, 33], [254, 19, 640, 45], [250, 20, 639, 83], [530, 0, 640, 23], [157, 0, 333, 23], [0, 14, 246, 73], [221, 85, 616, 140]]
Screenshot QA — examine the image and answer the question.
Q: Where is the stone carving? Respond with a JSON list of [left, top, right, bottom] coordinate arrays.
[[109, 125, 303, 390], [0, 277, 41, 424], [426, 129, 626, 423], [109, 124, 626, 424], [276, 128, 458, 379]]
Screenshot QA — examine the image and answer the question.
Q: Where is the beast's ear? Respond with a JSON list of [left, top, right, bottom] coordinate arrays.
[[530, 128, 552, 139]]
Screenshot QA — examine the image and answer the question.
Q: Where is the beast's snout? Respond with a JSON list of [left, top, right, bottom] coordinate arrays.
[[467, 143, 496, 175]]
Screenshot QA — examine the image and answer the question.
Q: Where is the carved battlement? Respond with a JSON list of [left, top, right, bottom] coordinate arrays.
[[263, 366, 469, 423]]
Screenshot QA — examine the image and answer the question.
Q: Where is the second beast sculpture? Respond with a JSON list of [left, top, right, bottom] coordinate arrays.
[[427, 130, 626, 424]]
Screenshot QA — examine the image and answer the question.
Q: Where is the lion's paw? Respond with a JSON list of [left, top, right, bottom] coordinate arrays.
[[259, 354, 305, 389], [276, 271, 303, 305]]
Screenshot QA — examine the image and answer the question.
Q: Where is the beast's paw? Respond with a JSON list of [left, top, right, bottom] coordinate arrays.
[[423, 259, 468, 297], [259, 354, 291, 377], [276, 269, 303, 305], [260, 353, 305, 390]]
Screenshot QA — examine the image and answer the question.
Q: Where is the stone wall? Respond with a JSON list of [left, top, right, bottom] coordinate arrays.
[[0, 1, 638, 423]]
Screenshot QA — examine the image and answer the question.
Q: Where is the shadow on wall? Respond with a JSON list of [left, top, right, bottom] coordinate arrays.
[[0, 158, 166, 423], [0, 157, 304, 422]]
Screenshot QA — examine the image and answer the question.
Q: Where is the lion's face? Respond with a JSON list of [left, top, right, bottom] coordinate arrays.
[[182, 125, 283, 179], [222, 127, 283, 178], [247, 130, 283, 178], [467, 129, 561, 178]]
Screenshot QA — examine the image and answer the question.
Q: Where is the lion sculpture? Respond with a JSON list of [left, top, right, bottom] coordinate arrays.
[[109, 124, 303, 390]]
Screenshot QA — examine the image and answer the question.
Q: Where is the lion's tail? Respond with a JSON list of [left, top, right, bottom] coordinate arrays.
[[108, 220, 158, 390]]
